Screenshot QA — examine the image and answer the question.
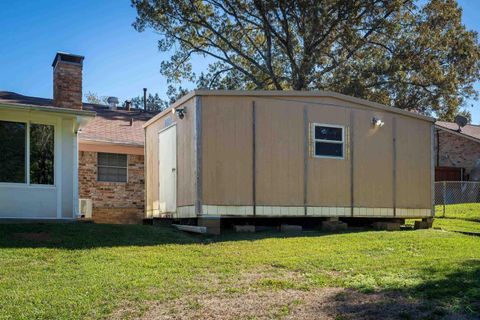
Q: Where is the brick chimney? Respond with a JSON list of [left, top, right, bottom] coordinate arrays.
[[52, 52, 84, 110]]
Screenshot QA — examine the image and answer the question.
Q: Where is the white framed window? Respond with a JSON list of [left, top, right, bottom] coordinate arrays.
[[97, 153, 128, 182], [312, 123, 345, 159], [0, 120, 55, 185]]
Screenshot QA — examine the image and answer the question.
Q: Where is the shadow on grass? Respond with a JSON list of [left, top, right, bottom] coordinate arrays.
[[0, 222, 370, 249], [309, 260, 480, 319]]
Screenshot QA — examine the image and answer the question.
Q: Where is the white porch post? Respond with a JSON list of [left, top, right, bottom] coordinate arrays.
[[55, 118, 63, 218], [73, 120, 80, 218]]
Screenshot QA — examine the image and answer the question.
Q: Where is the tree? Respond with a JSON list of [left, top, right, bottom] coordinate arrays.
[[130, 92, 167, 111], [85, 91, 103, 105], [85, 91, 111, 105], [132, 0, 480, 120]]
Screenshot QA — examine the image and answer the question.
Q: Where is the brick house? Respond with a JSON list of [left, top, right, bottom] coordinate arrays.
[[435, 121, 480, 181], [0, 52, 157, 223]]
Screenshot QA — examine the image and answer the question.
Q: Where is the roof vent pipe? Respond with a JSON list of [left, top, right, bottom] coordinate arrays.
[[125, 100, 131, 111], [107, 96, 119, 110], [143, 88, 147, 110]]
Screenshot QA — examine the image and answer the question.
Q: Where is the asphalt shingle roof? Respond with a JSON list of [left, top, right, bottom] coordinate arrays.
[[0, 91, 157, 146], [436, 120, 480, 142]]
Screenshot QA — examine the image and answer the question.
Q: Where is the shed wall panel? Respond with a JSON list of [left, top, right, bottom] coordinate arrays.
[[201, 96, 253, 205], [396, 117, 432, 209], [177, 99, 195, 207], [352, 109, 394, 208], [255, 99, 304, 206], [306, 105, 351, 207], [144, 98, 195, 218]]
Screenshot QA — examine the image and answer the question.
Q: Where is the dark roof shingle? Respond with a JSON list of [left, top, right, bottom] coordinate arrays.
[[0, 91, 158, 146], [436, 120, 480, 142]]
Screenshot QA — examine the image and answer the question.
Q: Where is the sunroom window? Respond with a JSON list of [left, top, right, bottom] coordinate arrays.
[[312, 124, 344, 159], [0, 121, 26, 183], [30, 124, 55, 185], [0, 121, 54, 185]]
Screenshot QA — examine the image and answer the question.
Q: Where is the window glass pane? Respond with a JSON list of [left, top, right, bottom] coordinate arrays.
[[315, 142, 343, 157], [97, 153, 127, 182], [98, 153, 127, 167], [117, 168, 127, 182], [315, 126, 342, 141], [30, 124, 54, 185], [0, 121, 26, 183]]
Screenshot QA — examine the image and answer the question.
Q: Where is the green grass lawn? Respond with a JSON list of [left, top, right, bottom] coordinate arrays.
[[0, 222, 479, 320], [435, 203, 480, 221], [431, 204, 480, 234], [434, 218, 480, 233]]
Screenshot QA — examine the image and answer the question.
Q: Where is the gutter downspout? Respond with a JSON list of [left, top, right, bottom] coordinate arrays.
[[436, 129, 440, 167]]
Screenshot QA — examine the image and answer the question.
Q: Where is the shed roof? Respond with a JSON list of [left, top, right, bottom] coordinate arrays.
[[0, 91, 157, 146], [144, 90, 436, 128]]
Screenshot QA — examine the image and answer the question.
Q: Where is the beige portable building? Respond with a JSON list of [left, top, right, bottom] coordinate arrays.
[[144, 90, 434, 224]]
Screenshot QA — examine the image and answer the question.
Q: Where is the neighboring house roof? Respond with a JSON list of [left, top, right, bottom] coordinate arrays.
[[81, 106, 156, 146], [0, 91, 157, 147], [435, 121, 480, 143]]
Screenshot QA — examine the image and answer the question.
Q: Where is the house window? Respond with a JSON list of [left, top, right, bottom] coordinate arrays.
[[0, 121, 26, 183], [30, 124, 55, 185], [312, 124, 344, 159], [97, 153, 128, 182], [0, 121, 55, 185]]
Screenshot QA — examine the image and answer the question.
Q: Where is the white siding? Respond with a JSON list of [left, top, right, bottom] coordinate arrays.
[[0, 108, 77, 219]]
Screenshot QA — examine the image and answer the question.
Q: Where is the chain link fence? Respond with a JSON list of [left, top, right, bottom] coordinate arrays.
[[434, 181, 480, 217]]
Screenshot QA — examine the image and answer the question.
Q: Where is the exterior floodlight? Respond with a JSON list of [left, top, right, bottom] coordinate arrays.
[[172, 107, 186, 119], [372, 117, 384, 127]]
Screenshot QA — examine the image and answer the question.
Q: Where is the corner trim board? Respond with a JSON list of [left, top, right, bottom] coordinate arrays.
[[252, 101, 256, 216], [392, 118, 397, 216], [194, 96, 203, 215], [431, 124, 435, 216], [349, 111, 354, 217], [303, 105, 308, 215]]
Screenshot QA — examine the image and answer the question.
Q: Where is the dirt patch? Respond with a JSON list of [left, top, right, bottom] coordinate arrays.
[[13, 232, 55, 242], [111, 268, 475, 320], [131, 288, 474, 320]]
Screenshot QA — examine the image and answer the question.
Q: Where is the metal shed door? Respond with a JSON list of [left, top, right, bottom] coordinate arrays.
[[158, 125, 177, 213]]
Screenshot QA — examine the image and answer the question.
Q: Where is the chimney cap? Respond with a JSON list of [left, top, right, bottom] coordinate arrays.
[[52, 52, 84, 68]]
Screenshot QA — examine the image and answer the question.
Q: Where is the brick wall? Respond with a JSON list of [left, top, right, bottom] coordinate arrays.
[[78, 151, 144, 224], [53, 61, 82, 110], [435, 130, 480, 177]]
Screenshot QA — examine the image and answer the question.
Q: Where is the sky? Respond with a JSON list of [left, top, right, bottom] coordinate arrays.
[[0, 0, 479, 123]]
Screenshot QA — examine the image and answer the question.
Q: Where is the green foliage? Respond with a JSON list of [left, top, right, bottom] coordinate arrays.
[[129, 86, 189, 111], [84, 91, 104, 105], [132, 0, 480, 119], [85, 92, 119, 106], [130, 92, 166, 111]]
